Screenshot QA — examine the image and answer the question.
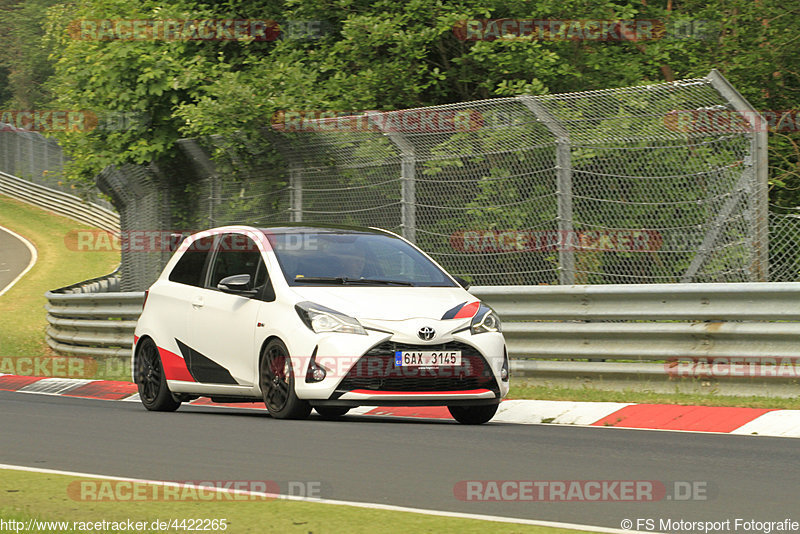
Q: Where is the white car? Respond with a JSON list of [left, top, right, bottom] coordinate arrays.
[[132, 225, 509, 424]]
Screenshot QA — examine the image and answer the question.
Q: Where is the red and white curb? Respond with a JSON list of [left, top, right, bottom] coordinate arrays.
[[2, 373, 799, 438]]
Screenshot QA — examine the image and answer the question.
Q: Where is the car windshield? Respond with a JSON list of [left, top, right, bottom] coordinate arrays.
[[264, 231, 457, 287]]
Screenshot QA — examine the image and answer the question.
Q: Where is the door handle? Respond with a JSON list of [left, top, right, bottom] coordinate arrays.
[[192, 296, 204, 308]]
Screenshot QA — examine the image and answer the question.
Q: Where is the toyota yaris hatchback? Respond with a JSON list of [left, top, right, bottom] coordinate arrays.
[[132, 225, 509, 424]]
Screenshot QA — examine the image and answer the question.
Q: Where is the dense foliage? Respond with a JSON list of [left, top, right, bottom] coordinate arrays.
[[0, 0, 797, 204]]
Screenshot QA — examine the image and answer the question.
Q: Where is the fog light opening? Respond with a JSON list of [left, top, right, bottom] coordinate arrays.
[[305, 348, 327, 383], [311, 365, 326, 382]]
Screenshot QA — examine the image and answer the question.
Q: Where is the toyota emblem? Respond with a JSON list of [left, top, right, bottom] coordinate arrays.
[[418, 326, 435, 341]]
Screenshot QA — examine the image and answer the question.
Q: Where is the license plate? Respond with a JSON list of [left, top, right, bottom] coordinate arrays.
[[394, 351, 462, 367]]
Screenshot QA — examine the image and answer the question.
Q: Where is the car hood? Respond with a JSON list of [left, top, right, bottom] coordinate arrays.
[[288, 286, 476, 321]]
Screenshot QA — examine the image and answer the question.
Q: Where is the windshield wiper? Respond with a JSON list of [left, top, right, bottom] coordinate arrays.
[[345, 278, 414, 286], [294, 277, 347, 284], [293, 276, 413, 286]]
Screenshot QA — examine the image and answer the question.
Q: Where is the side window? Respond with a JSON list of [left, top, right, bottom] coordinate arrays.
[[168, 236, 213, 286], [207, 233, 266, 289]]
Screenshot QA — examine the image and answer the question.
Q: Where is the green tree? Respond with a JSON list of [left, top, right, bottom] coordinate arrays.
[[29, 0, 797, 206], [0, 0, 61, 108]]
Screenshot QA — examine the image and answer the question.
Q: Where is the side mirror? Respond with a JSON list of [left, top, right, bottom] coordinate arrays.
[[453, 276, 471, 290], [218, 274, 258, 296]]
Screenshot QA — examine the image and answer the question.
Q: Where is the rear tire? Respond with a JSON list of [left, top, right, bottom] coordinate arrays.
[[135, 338, 181, 412], [448, 403, 498, 425], [314, 406, 350, 419], [260, 339, 311, 420]]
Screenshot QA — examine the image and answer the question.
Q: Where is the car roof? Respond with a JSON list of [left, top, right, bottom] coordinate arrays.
[[256, 224, 392, 235]]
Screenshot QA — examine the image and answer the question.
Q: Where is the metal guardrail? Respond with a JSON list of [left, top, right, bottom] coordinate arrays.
[[470, 283, 800, 360], [45, 290, 143, 358], [54, 268, 122, 295], [44, 283, 800, 395], [470, 283, 800, 321], [469, 284, 800, 395], [0, 170, 119, 232]]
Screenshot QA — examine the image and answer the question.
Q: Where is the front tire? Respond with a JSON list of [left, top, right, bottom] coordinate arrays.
[[135, 338, 181, 412], [448, 403, 498, 425], [259, 339, 311, 420]]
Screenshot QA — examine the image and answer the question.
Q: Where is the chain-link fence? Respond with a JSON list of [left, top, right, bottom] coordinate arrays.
[[1, 71, 780, 291], [768, 211, 800, 282], [160, 69, 768, 290], [95, 163, 171, 291], [0, 125, 114, 210]]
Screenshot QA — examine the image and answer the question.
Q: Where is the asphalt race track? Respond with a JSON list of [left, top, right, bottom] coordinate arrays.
[[0, 226, 33, 293], [1, 390, 798, 531]]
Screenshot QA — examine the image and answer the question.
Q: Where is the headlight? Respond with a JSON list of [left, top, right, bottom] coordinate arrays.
[[295, 301, 367, 335], [471, 304, 502, 334]]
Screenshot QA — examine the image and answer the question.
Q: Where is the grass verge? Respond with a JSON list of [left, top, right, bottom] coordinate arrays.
[[0, 468, 593, 534], [0, 194, 119, 357]]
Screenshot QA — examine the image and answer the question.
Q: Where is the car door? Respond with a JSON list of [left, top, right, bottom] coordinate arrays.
[[185, 232, 268, 387], [159, 233, 214, 370]]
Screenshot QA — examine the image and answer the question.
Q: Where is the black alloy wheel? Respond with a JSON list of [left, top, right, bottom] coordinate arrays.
[[259, 339, 311, 419], [135, 337, 181, 412]]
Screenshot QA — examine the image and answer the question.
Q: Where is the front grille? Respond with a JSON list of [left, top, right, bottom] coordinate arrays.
[[335, 341, 499, 395]]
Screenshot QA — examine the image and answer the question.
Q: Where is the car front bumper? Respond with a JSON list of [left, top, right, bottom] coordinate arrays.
[[289, 328, 509, 404]]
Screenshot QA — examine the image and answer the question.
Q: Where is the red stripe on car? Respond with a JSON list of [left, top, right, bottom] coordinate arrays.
[[453, 301, 480, 319], [158, 347, 196, 382], [349, 389, 492, 395]]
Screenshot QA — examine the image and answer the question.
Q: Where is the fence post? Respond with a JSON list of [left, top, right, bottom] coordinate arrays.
[[27, 134, 33, 178], [175, 139, 221, 228], [289, 163, 303, 223], [707, 69, 769, 281], [15, 132, 21, 176], [0, 129, 6, 173], [42, 140, 48, 183], [519, 96, 574, 284], [366, 112, 416, 242]]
